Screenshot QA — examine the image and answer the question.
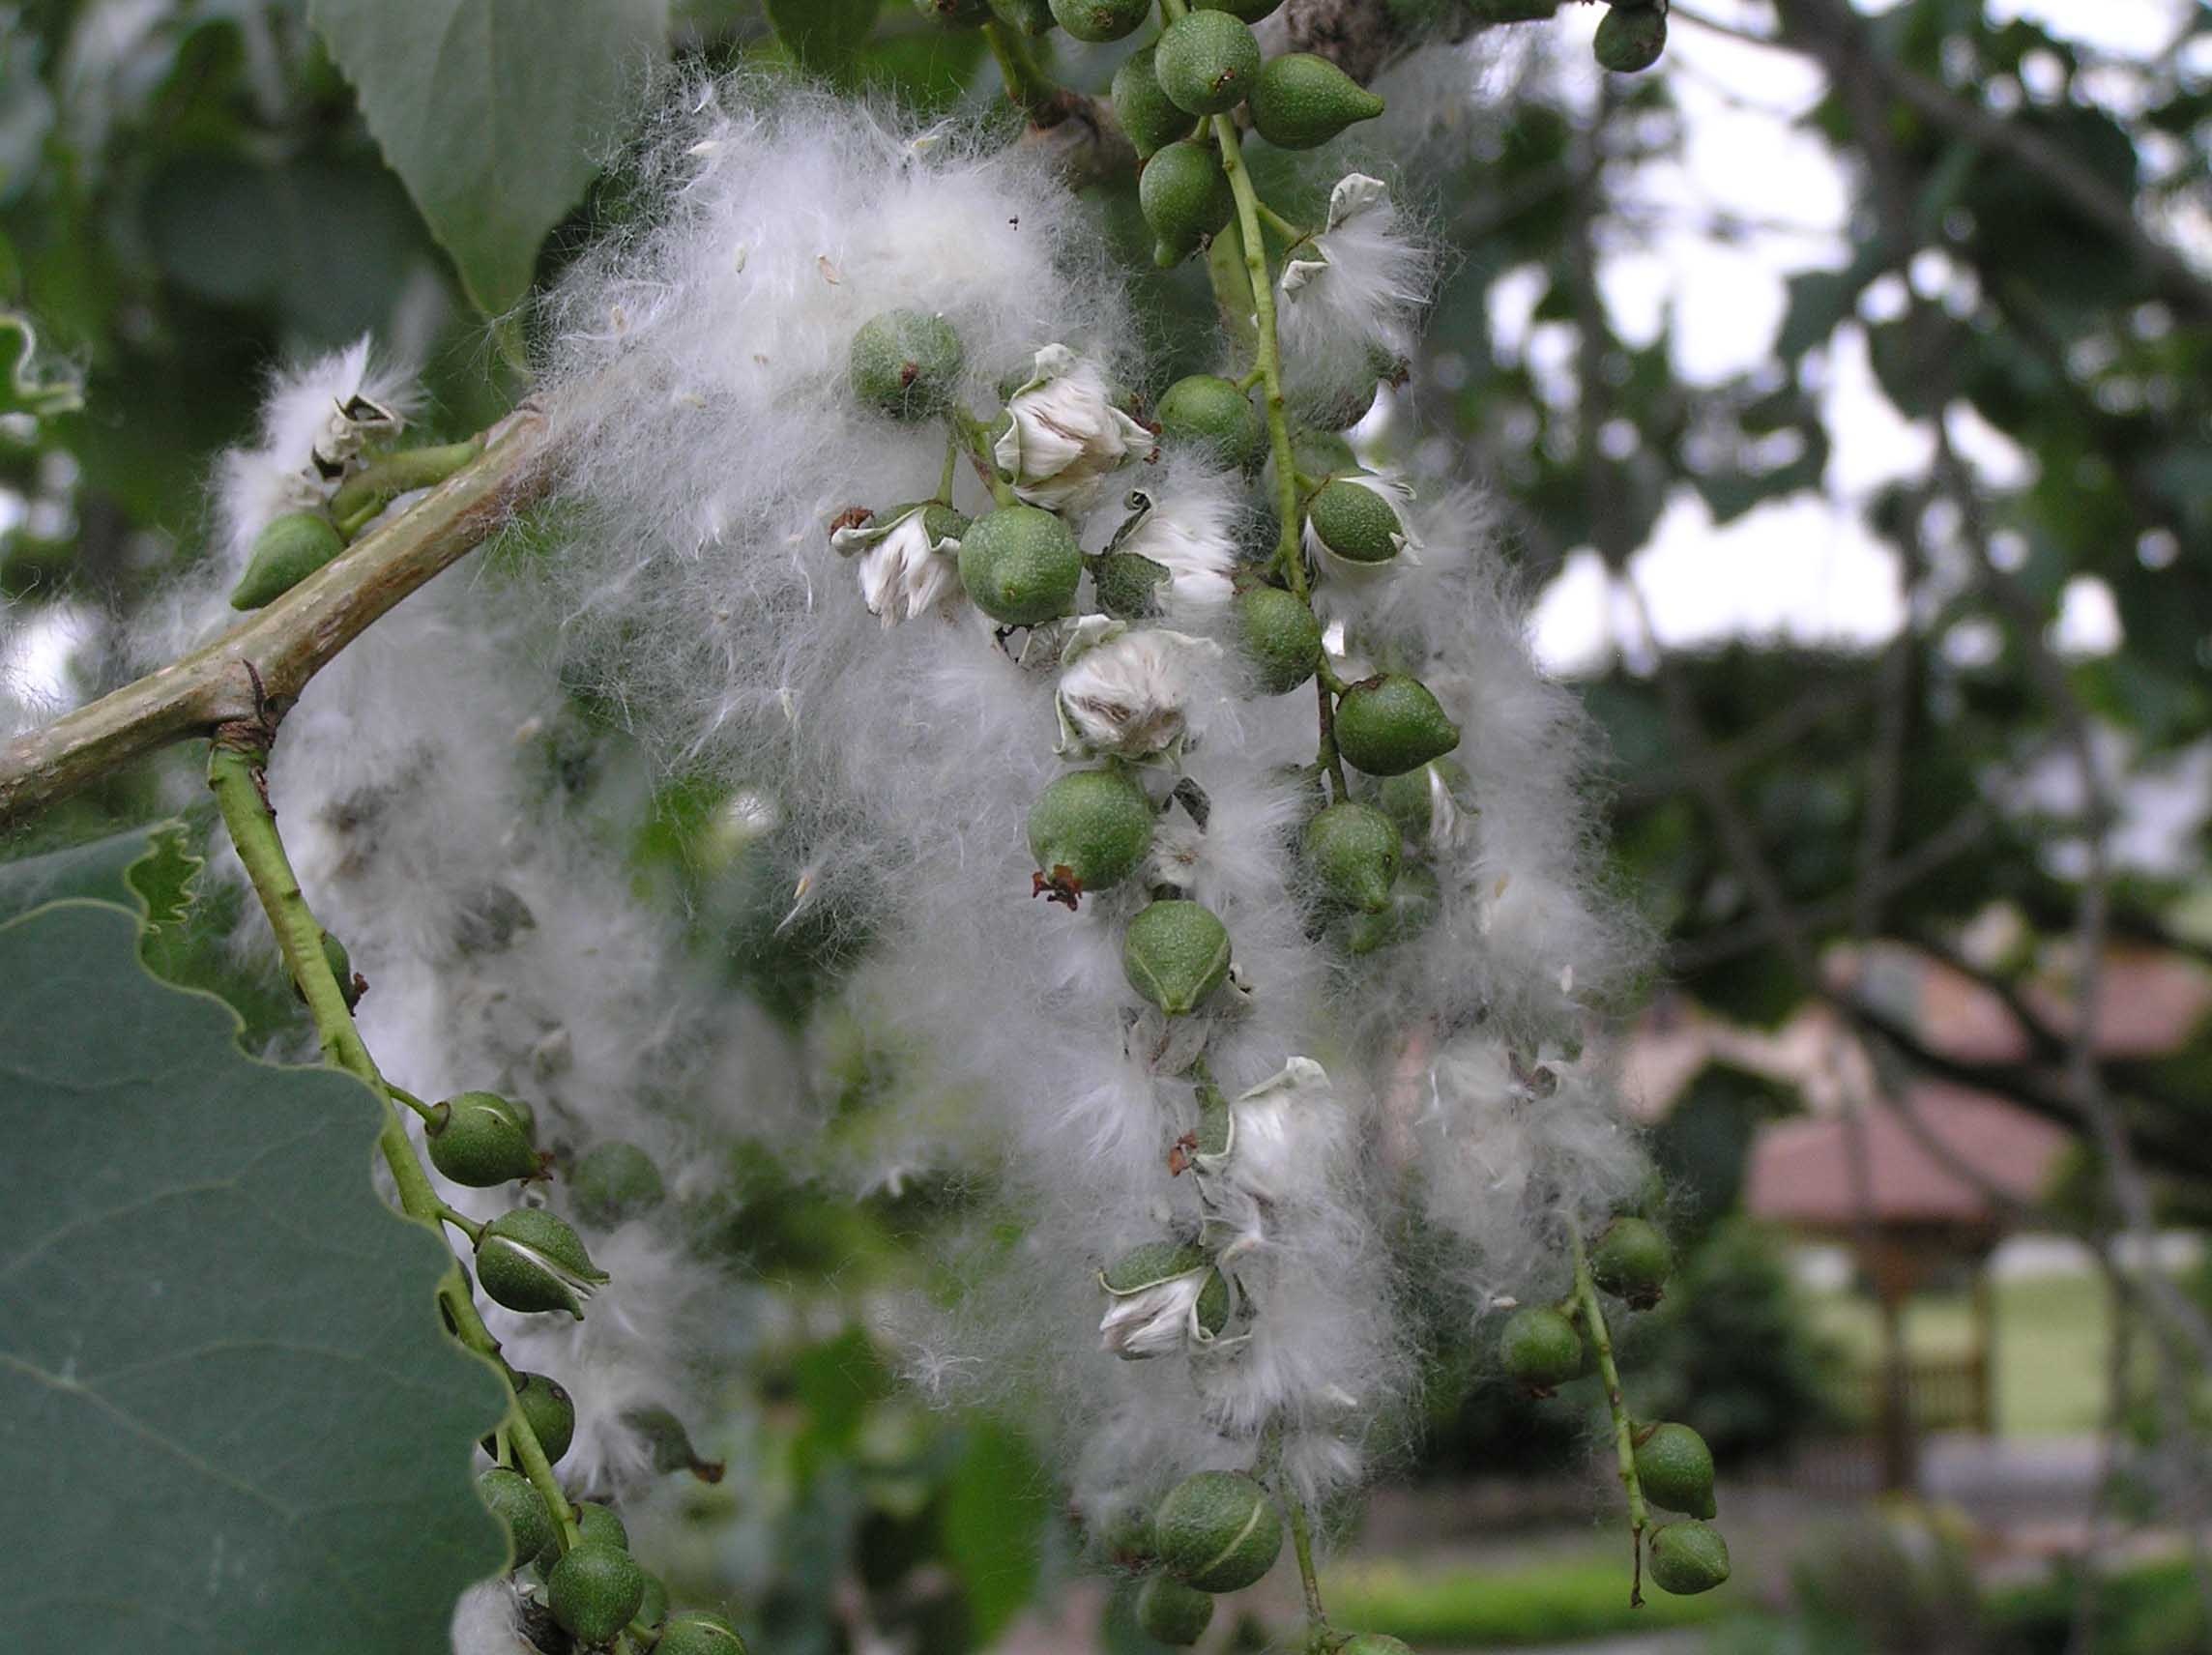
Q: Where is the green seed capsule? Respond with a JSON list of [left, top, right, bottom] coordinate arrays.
[[1141, 139, 1235, 265], [1237, 586, 1323, 695], [1499, 1305, 1586, 1392], [1122, 900, 1233, 1016], [1112, 46, 1193, 160], [1029, 767, 1156, 903], [1333, 675, 1461, 777], [427, 1090, 541, 1187], [1155, 374, 1266, 471], [1049, 0, 1150, 43], [1343, 862, 1439, 955], [536, 1500, 629, 1576], [1303, 800, 1402, 915], [1154, 1469, 1283, 1593], [1101, 1239, 1211, 1295], [549, 1541, 648, 1646], [634, 1572, 670, 1631], [322, 931, 363, 1010], [1636, 1422, 1718, 1520], [481, 1369, 576, 1465], [1249, 52, 1386, 149], [1136, 1574, 1216, 1645], [230, 510, 345, 610], [849, 309, 966, 420], [476, 1207, 609, 1319], [478, 1466, 556, 1567], [1594, 3, 1668, 73], [1291, 426, 1359, 479], [1339, 1640, 1417, 1655], [1377, 760, 1465, 839], [1589, 1216, 1671, 1309], [957, 504, 1082, 626], [1307, 478, 1407, 565], [656, 1611, 749, 1655], [1092, 550, 1170, 620], [1154, 10, 1262, 116], [988, 0, 1056, 32], [1100, 1499, 1158, 1568], [1648, 1520, 1732, 1595], [568, 1140, 666, 1229]]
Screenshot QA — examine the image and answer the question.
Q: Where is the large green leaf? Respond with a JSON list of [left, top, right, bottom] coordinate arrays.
[[766, 0, 880, 84], [0, 901, 508, 1653], [307, 0, 671, 314]]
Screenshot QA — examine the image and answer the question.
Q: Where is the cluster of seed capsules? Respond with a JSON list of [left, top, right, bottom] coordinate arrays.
[[419, 1090, 744, 1652], [1500, 1217, 1732, 1600]]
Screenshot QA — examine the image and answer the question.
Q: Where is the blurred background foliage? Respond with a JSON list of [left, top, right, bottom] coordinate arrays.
[[3, 1, 2209, 1651]]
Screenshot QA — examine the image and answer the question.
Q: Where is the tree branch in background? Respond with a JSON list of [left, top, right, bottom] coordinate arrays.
[[0, 410, 555, 832]]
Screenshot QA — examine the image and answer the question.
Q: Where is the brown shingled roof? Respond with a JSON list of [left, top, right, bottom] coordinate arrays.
[[1744, 1083, 2070, 1231]]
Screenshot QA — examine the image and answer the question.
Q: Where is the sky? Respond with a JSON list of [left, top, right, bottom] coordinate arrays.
[[1503, 0, 2207, 676]]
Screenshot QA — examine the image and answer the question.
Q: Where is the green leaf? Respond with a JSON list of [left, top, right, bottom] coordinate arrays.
[[766, 0, 880, 84], [0, 823, 167, 923], [941, 1417, 1049, 1643], [0, 901, 508, 1652], [307, 0, 671, 314]]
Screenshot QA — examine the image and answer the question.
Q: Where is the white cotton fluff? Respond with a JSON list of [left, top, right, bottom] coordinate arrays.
[[148, 60, 1668, 1577], [449, 1579, 532, 1655], [1277, 174, 1438, 424], [211, 334, 419, 572]]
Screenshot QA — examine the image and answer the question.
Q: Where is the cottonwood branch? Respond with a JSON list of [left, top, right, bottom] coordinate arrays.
[[0, 409, 555, 831]]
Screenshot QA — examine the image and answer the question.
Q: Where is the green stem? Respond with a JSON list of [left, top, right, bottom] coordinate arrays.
[[208, 739, 580, 1552], [953, 409, 1017, 507], [937, 430, 961, 505], [1570, 1219, 1648, 1606], [437, 1205, 486, 1244], [1284, 1490, 1333, 1649], [1255, 200, 1310, 247], [1315, 677, 1349, 801], [329, 437, 486, 535], [982, 19, 1062, 126], [388, 1082, 441, 1124]]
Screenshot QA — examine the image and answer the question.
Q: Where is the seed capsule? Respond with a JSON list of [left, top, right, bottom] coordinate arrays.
[[480, 1369, 576, 1465], [1029, 767, 1155, 905], [1499, 1305, 1586, 1393], [849, 309, 965, 421], [230, 510, 345, 610], [1236, 586, 1323, 695], [548, 1541, 648, 1646], [656, 1611, 749, 1654], [1049, 0, 1150, 43], [537, 1501, 628, 1574], [1648, 1520, 1732, 1595], [1136, 1574, 1215, 1645], [1303, 800, 1402, 915], [1249, 53, 1386, 150], [476, 1207, 609, 1319], [957, 504, 1082, 626], [1122, 900, 1233, 1016], [1140, 139, 1235, 265], [1112, 46, 1193, 160], [1333, 675, 1461, 776], [1589, 1216, 1671, 1309], [1154, 1469, 1283, 1593], [568, 1140, 666, 1229], [1155, 10, 1262, 116], [478, 1466, 556, 1567], [1155, 374, 1266, 471], [1307, 478, 1408, 565], [1377, 759, 1465, 840], [1091, 550, 1170, 620], [1594, 3, 1668, 73], [1635, 1422, 1718, 1520], [988, 0, 1055, 31], [1340, 1640, 1417, 1655], [1343, 862, 1439, 955], [426, 1090, 541, 1187]]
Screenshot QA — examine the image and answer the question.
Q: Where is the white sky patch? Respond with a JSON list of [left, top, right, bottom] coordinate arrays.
[[1521, 0, 2185, 677]]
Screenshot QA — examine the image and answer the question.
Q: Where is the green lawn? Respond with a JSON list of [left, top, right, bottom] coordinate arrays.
[[1810, 1270, 2111, 1437], [1321, 1547, 1734, 1648]]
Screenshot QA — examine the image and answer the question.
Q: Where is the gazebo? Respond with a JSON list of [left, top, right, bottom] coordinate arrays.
[[1744, 1083, 2070, 1490]]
